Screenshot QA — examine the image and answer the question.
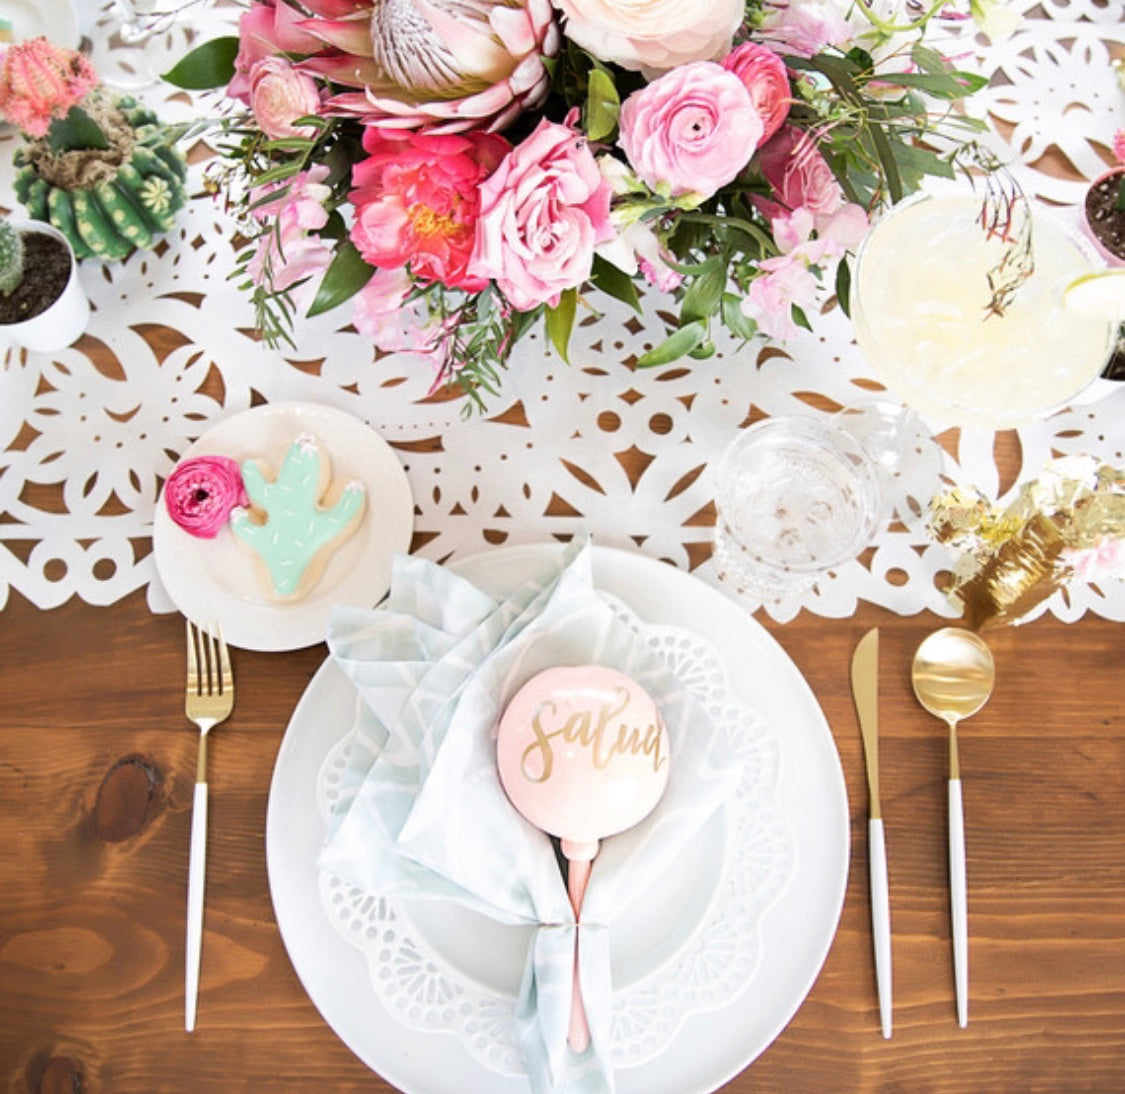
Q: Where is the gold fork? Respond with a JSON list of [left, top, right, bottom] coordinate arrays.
[[184, 619, 233, 1033]]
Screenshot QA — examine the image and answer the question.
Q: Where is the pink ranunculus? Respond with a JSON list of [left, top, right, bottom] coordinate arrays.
[[228, 0, 325, 104], [553, 0, 743, 73], [618, 62, 763, 199], [248, 56, 322, 139], [471, 112, 614, 311], [351, 267, 446, 356], [753, 124, 846, 228], [164, 455, 249, 539], [722, 42, 792, 145], [349, 129, 511, 292], [246, 165, 334, 300]]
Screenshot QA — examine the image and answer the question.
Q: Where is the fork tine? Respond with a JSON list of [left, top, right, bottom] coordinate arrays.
[[214, 624, 231, 697], [186, 618, 199, 695]]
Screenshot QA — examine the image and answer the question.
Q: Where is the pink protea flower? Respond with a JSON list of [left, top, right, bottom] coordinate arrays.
[[275, 0, 561, 134], [0, 37, 98, 137]]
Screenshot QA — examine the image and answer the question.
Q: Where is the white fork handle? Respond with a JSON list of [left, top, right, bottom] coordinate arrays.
[[868, 817, 893, 1039], [185, 780, 208, 1032], [949, 778, 968, 1028]]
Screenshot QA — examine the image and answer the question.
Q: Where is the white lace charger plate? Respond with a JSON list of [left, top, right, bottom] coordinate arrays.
[[153, 402, 413, 651], [266, 545, 850, 1093]]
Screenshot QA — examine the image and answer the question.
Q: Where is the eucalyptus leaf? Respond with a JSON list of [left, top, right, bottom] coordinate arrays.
[[591, 256, 642, 313], [308, 241, 375, 318], [163, 37, 239, 90], [585, 67, 620, 142], [545, 288, 577, 362], [636, 320, 706, 367], [721, 293, 757, 341]]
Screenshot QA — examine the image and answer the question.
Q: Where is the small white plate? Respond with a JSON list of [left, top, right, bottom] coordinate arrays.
[[153, 402, 414, 651], [0, 0, 80, 48]]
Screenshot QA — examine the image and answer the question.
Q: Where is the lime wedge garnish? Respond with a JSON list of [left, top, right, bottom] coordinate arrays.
[[1062, 268, 1125, 319]]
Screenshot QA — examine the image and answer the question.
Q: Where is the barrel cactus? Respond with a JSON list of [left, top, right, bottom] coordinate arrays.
[[0, 38, 188, 262]]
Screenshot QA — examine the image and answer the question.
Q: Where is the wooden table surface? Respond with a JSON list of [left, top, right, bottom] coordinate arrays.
[[1, 574, 1122, 1093]]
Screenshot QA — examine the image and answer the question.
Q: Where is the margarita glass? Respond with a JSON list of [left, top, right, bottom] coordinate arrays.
[[851, 190, 1115, 430]]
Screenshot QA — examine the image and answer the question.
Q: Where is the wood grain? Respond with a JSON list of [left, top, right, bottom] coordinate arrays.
[[1, 585, 1122, 1094]]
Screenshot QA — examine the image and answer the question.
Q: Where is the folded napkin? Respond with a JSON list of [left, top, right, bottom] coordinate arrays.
[[319, 540, 742, 1094]]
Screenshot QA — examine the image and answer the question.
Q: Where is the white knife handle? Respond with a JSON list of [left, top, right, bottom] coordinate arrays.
[[949, 778, 968, 1028], [868, 817, 893, 1038], [185, 781, 208, 1032]]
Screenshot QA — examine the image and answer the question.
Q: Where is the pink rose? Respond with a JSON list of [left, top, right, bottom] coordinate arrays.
[[553, 0, 743, 72], [722, 43, 791, 145], [472, 113, 614, 311], [618, 62, 763, 198], [164, 456, 249, 539], [228, 0, 324, 104], [246, 165, 334, 299], [350, 129, 510, 292], [248, 56, 322, 139], [753, 124, 845, 228]]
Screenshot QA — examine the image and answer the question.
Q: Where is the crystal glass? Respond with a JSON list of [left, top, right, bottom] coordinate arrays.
[[712, 416, 884, 608], [851, 189, 1115, 430]]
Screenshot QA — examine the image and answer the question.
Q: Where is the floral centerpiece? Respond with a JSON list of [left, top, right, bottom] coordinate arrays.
[[169, 0, 1006, 406]]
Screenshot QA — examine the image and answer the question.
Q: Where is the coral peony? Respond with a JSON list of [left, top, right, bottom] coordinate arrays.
[[472, 112, 614, 310], [350, 129, 511, 291], [553, 0, 743, 72], [618, 62, 762, 198]]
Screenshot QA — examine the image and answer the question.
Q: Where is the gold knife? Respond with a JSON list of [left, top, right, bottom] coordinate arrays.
[[851, 627, 892, 1039]]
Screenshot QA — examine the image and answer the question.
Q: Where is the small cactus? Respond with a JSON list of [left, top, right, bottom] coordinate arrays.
[[0, 219, 25, 295], [0, 37, 98, 139]]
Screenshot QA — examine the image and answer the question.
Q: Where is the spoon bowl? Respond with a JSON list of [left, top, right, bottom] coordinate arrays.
[[912, 627, 996, 749]]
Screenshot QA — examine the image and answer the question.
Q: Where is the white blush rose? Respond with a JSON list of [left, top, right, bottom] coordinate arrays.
[[553, 0, 744, 73]]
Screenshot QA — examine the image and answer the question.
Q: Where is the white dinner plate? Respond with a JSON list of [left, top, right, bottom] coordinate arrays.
[[153, 402, 413, 651], [0, 0, 80, 47], [266, 544, 850, 1093]]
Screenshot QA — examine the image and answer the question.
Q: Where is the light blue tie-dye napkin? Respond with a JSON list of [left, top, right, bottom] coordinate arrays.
[[319, 540, 742, 1094]]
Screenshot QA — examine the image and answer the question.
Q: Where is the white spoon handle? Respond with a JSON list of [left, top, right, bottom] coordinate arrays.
[[949, 778, 968, 1028]]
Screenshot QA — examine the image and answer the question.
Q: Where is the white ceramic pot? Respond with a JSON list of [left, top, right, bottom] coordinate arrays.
[[0, 220, 90, 354]]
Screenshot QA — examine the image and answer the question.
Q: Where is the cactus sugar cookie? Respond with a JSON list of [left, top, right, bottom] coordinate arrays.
[[230, 433, 367, 602]]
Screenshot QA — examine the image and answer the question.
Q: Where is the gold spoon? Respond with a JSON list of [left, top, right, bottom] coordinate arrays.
[[911, 627, 995, 1029]]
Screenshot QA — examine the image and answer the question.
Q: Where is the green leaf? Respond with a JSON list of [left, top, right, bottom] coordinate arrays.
[[163, 37, 239, 90], [544, 288, 577, 363], [307, 242, 375, 318], [47, 106, 108, 154], [680, 256, 726, 324], [585, 66, 620, 142], [590, 255, 642, 313], [721, 292, 757, 341], [835, 257, 852, 318], [636, 320, 706, 367], [791, 304, 812, 332]]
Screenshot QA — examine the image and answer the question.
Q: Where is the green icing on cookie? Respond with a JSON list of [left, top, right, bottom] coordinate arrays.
[[230, 434, 365, 599]]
